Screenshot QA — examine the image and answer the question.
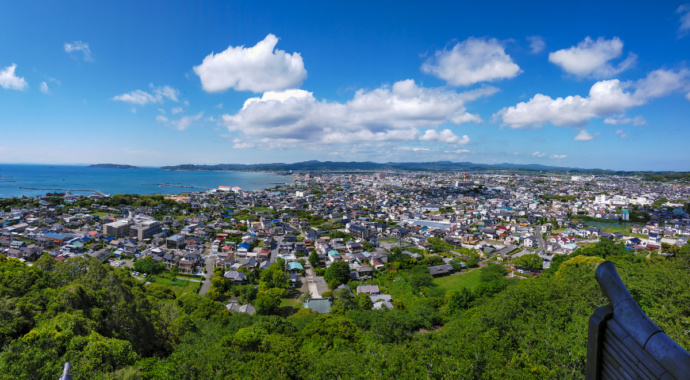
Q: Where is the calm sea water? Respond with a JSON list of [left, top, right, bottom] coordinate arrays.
[[0, 164, 292, 198]]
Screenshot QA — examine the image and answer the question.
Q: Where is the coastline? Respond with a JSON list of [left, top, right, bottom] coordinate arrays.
[[0, 164, 293, 199]]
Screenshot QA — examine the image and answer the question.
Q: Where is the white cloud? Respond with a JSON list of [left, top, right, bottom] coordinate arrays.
[[495, 68, 690, 129], [193, 34, 307, 93], [548, 37, 636, 78], [64, 41, 93, 61], [419, 129, 470, 144], [421, 37, 521, 86], [156, 115, 169, 123], [604, 116, 646, 126], [171, 112, 203, 131], [532, 152, 546, 157], [574, 129, 599, 141], [448, 149, 470, 154], [633, 68, 690, 99], [678, 5, 690, 36], [551, 154, 567, 159], [0, 64, 28, 90], [171, 107, 183, 114], [616, 129, 628, 139], [113, 85, 178, 105], [398, 147, 430, 152], [686, 92, 690, 101], [40, 81, 50, 94], [222, 79, 491, 150], [526, 36, 545, 54]]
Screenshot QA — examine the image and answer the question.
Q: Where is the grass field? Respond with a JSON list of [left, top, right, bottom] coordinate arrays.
[[433, 269, 483, 291], [250, 206, 274, 214], [148, 275, 201, 296], [280, 297, 302, 308]]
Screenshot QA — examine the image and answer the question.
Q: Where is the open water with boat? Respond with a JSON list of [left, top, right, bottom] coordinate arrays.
[[0, 164, 292, 198]]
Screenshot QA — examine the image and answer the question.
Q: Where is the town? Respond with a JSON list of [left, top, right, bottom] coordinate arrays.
[[1, 171, 688, 316]]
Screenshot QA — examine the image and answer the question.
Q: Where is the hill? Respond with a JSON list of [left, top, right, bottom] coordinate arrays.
[[0, 241, 688, 379]]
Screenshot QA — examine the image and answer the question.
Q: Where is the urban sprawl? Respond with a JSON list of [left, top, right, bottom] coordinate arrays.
[[1, 172, 688, 314]]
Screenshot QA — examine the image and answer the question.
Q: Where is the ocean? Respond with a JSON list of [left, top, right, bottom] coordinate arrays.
[[0, 164, 292, 198]]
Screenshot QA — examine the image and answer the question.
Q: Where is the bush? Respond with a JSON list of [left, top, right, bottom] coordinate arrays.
[[133, 257, 165, 274]]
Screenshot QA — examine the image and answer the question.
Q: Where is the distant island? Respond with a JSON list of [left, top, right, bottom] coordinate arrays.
[[89, 163, 140, 169]]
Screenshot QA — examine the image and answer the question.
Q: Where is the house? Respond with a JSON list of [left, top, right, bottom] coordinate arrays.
[[356, 285, 380, 295], [523, 235, 537, 248], [226, 301, 255, 315], [287, 261, 303, 272], [178, 259, 195, 274], [356, 265, 373, 279], [428, 264, 454, 277], [224, 270, 248, 284]]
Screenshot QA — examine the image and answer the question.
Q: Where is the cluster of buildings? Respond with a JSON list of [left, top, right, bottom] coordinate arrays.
[[1, 171, 689, 309]]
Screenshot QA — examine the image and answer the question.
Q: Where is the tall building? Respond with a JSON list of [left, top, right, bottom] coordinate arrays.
[[130, 220, 162, 240], [103, 219, 132, 238]]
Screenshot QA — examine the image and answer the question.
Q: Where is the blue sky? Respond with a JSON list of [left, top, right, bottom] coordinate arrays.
[[1, 1, 689, 170]]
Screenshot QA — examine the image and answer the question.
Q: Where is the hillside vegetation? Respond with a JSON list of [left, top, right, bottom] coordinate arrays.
[[1, 240, 689, 379]]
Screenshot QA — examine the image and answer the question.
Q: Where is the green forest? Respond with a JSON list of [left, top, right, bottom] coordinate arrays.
[[1, 240, 689, 379]]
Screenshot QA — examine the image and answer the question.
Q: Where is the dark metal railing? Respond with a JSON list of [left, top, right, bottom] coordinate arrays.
[[586, 261, 690, 379]]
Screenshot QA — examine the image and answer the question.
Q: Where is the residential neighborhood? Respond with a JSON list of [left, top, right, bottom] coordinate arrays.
[[2, 171, 689, 314]]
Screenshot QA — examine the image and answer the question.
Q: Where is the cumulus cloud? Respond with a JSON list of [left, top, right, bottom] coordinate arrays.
[[171, 107, 183, 114], [548, 37, 636, 78], [64, 41, 93, 61], [495, 68, 690, 128], [678, 5, 690, 36], [156, 115, 169, 123], [0, 64, 28, 90], [113, 85, 178, 105], [532, 152, 546, 157], [574, 130, 599, 141], [419, 129, 470, 144], [398, 147, 430, 152], [193, 34, 307, 93], [222, 79, 492, 150], [421, 37, 521, 86], [526, 36, 545, 54], [603, 116, 646, 126], [551, 154, 567, 159]]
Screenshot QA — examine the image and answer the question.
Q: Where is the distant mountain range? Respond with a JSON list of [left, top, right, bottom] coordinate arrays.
[[158, 160, 610, 173]]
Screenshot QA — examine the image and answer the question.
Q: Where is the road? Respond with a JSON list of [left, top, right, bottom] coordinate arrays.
[[302, 266, 327, 298], [268, 235, 283, 264], [198, 254, 215, 295]]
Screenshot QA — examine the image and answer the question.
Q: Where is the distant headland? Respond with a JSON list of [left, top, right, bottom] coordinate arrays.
[[88, 163, 140, 169]]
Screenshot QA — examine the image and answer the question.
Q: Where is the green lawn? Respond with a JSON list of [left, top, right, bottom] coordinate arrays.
[[250, 206, 274, 214], [280, 297, 302, 308], [378, 238, 400, 243], [433, 269, 482, 291], [147, 275, 201, 296]]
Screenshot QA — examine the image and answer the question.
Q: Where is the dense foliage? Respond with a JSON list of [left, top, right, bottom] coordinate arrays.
[[1, 241, 689, 379]]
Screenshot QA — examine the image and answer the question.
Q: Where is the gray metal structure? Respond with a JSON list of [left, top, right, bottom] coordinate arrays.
[[586, 261, 690, 379], [58, 362, 71, 380]]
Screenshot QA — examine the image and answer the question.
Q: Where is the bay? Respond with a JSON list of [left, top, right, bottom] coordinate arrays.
[[0, 164, 292, 198]]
